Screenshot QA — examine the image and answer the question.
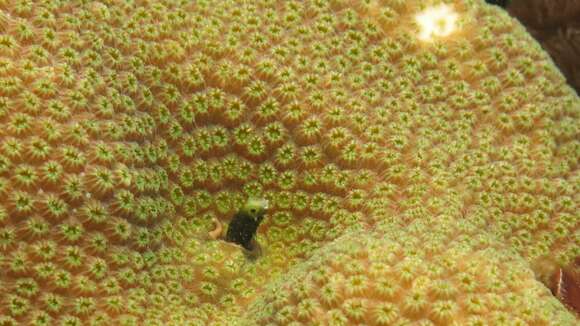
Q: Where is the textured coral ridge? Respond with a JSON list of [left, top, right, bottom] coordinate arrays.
[[0, 0, 578, 325], [242, 217, 577, 325]]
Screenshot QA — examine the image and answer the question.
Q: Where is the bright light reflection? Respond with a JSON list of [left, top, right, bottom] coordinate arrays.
[[415, 4, 459, 41]]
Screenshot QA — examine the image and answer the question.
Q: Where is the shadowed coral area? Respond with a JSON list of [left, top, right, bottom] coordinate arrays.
[[0, 0, 578, 325]]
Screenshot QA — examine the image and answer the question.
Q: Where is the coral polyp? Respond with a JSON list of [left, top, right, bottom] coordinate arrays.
[[0, 0, 578, 325]]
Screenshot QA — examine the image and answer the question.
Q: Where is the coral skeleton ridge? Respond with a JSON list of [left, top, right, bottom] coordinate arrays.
[[0, 0, 578, 325]]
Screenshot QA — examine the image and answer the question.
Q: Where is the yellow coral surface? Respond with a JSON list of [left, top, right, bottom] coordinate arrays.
[[0, 0, 578, 325], [243, 217, 577, 325]]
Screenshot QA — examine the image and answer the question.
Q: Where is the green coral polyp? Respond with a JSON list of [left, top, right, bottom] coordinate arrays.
[[0, 0, 577, 324]]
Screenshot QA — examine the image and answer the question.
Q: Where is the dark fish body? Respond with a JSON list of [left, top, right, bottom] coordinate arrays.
[[225, 211, 264, 251], [225, 197, 268, 252]]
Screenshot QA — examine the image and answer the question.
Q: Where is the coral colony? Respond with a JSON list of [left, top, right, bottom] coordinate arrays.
[[0, 0, 578, 325]]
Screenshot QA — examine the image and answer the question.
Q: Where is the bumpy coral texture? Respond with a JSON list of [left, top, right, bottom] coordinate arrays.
[[0, 0, 578, 325], [243, 217, 577, 325]]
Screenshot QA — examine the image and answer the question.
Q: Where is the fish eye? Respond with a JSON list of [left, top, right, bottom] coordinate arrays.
[[250, 208, 256, 214]]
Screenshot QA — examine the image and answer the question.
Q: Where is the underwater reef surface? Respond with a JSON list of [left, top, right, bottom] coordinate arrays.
[[0, 0, 578, 325]]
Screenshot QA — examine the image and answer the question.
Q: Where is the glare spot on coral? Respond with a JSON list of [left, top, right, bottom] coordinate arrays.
[[416, 4, 459, 41]]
